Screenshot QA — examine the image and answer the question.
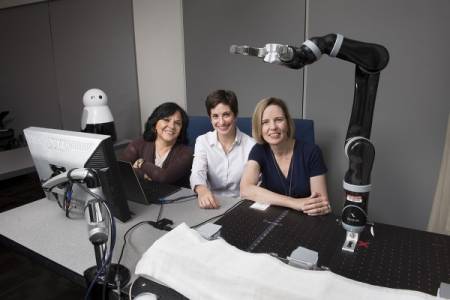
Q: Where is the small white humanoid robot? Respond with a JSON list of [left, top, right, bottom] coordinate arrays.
[[81, 88, 117, 142]]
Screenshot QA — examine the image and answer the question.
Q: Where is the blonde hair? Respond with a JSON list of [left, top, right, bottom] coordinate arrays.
[[252, 97, 295, 144]]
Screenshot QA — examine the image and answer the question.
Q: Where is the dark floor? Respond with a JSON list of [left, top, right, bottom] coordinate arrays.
[[0, 173, 85, 300]]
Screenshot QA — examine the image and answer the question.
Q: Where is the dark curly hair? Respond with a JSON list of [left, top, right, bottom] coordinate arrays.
[[143, 102, 189, 144]]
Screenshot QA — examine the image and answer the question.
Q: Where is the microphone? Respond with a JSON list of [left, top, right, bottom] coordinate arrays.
[[85, 193, 108, 270]]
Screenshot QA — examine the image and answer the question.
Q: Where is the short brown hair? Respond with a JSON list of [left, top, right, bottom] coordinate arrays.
[[205, 90, 238, 117], [252, 97, 295, 144]]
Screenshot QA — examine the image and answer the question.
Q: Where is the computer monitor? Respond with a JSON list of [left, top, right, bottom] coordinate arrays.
[[23, 127, 131, 222]]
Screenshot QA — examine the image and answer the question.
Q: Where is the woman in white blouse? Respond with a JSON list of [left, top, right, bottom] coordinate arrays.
[[190, 90, 255, 208]]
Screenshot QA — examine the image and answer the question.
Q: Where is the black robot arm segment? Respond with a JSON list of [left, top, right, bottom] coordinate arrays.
[[333, 36, 389, 73], [345, 137, 375, 186], [346, 67, 380, 140], [283, 34, 389, 72]]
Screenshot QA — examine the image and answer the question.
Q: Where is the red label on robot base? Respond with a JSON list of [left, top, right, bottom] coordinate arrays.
[[346, 195, 363, 203]]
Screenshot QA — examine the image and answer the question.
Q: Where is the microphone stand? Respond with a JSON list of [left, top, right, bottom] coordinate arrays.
[[82, 171, 130, 300], [42, 168, 130, 299]]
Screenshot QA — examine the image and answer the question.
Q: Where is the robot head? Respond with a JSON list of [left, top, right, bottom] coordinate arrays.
[[83, 88, 108, 106]]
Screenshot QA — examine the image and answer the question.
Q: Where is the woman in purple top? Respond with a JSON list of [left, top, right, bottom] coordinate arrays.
[[240, 97, 331, 216], [121, 102, 193, 188]]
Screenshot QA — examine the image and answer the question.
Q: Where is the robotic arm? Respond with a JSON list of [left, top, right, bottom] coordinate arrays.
[[230, 33, 388, 71], [231, 33, 389, 252], [43, 168, 130, 298], [42, 168, 109, 268]]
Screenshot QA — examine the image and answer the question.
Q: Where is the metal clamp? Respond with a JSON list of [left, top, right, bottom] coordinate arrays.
[[342, 231, 359, 252]]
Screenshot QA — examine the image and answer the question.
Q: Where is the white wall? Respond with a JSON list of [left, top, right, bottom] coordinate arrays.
[[132, 0, 186, 131]]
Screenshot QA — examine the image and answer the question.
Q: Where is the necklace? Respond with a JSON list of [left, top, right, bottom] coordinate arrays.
[[270, 148, 294, 197]]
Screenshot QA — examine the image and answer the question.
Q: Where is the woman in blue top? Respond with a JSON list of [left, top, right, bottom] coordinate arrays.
[[240, 97, 331, 216]]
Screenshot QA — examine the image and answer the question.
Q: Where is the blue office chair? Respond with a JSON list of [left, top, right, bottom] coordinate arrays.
[[187, 116, 315, 146]]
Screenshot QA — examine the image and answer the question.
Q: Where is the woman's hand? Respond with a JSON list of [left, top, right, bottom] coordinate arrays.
[[301, 192, 331, 216], [195, 185, 220, 209], [133, 158, 152, 181], [133, 158, 145, 169]]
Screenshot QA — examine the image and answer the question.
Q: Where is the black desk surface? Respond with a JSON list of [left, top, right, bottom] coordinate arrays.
[[133, 200, 450, 298], [215, 200, 450, 296]]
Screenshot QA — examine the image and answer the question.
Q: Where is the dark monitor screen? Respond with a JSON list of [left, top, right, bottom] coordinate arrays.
[[24, 127, 131, 222]]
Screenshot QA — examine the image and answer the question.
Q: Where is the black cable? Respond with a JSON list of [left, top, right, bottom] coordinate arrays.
[[65, 181, 73, 218], [65, 169, 77, 218], [153, 193, 196, 229], [190, 214, 223, 229], [116, 221, 149, 266], [102, 271, 107, 300], [191, 200, 243, 229], [160, 194, 197, 204], [161, 197, 196, 205], [45, 172, 75, 218], [117, 203, 180, 268], [117, 201, 182, 269], [115, 218, 172, 299], [156, 203, 164, 222], [47, 184, 64, 209], [88, 195, 116, 300]]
